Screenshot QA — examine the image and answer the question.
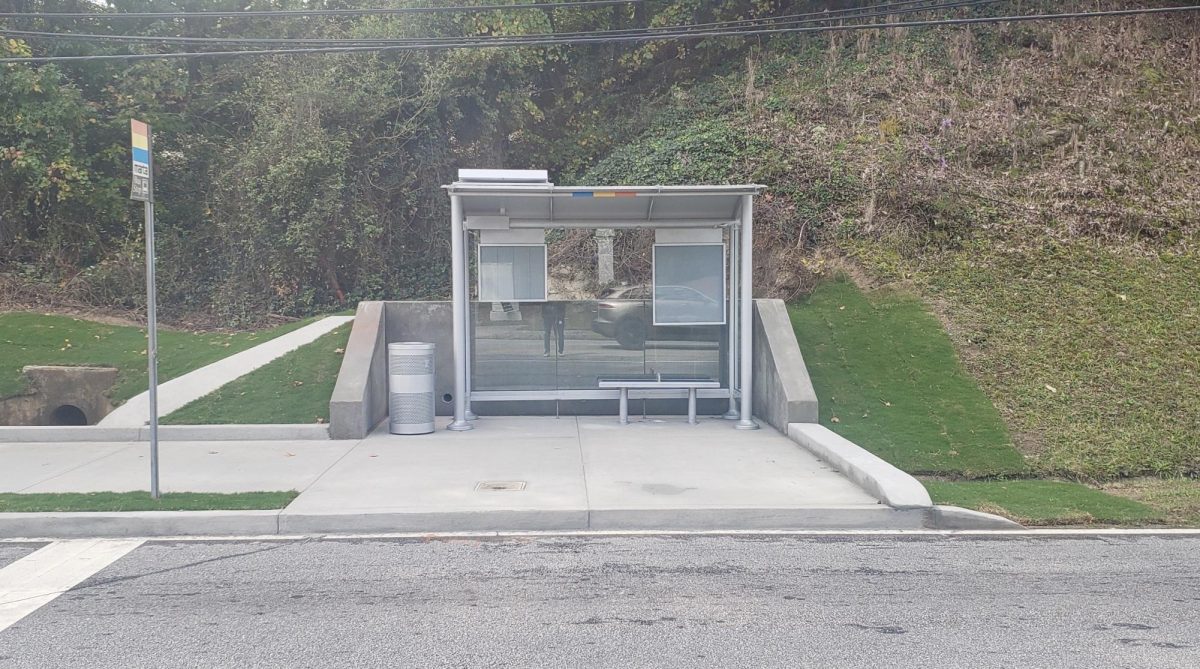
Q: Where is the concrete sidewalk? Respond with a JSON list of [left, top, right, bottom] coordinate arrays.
[[99, 315, 354, 426], [0, 417, 1015, 536]]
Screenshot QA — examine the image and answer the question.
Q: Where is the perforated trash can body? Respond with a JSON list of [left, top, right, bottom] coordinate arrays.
[[387, 342, 435, 435]]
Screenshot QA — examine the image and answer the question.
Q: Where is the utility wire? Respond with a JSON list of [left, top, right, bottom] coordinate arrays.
[[2, 4, 1196, 63], [0, 0, 639, 20], [0, 0, 1001, 48]]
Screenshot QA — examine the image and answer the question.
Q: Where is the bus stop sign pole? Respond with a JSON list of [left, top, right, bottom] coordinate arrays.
[[130, 119, 160, 499]]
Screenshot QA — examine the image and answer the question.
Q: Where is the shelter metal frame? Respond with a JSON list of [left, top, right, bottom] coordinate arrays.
[[444, 171, 763, 431]]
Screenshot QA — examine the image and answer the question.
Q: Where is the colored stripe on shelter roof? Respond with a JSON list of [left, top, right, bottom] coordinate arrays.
[[571, 191, 639, 198]]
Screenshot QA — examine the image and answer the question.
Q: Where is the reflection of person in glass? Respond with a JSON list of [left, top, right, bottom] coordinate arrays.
[[542, 302, 566, 357]]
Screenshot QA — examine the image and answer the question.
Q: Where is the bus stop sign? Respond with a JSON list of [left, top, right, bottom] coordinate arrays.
[[130, 119, 152, 202]]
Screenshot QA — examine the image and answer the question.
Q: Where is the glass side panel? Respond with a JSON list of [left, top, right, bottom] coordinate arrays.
[[558, 300, 646, 389], [644, 321, 723, 381], [471, 302, 556, 391], [472, 299, 728, 391]]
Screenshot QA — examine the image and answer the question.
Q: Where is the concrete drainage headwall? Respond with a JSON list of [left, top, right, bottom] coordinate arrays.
[[0, 366, 118, 426]]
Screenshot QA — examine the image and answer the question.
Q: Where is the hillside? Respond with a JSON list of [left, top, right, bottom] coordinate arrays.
[[2, 3, 1197, 480], [570, 11, 1199, 480]]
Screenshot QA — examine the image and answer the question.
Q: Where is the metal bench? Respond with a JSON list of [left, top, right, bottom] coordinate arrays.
[[597, 374, 721, 425]]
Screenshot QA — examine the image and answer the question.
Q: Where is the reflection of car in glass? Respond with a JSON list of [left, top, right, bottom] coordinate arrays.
[[592, 285, 722, 349]]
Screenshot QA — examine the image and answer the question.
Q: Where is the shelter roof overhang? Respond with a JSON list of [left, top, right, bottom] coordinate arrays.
[[443, 181, 765, 230]]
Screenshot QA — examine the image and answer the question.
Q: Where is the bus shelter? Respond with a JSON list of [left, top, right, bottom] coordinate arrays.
[[443, 169, 763, 431]]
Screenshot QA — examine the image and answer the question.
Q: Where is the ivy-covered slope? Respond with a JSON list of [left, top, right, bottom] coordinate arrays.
[[571, 13, 1199, 479]]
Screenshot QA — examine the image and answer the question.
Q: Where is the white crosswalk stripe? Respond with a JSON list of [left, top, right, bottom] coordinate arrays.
[[0, 539, 143, 633]]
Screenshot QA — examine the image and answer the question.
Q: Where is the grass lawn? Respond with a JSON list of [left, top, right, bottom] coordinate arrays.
[[852, 239, 1200, 480], [0, 491, 298, 512], [162, 323, 351, 425], [1101, 478, 1200, 526], [0, 312, 319, 404], [923, 480, 1161, 526], [790, 278, 1027, 477]]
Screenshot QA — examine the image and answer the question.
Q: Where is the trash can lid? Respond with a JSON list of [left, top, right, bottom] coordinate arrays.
[[388, 341, 435, 350]]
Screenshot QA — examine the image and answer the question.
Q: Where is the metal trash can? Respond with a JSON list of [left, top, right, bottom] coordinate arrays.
[[387, 342, 435, 435]]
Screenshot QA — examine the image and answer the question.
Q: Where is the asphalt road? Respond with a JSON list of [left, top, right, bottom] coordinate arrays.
[[1, 534, 1198, 668]]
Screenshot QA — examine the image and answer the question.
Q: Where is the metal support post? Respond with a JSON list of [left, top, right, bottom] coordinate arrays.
[[463, 226, 478, 421], [735, 195, 759, 430], [448, 195, 472, 431], [724, 224, 740, 419], [144, 200, 161, 496]]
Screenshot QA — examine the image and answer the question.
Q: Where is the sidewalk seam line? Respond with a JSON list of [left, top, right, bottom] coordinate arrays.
[[282, 435, 366, 511], [15, 443, 141, 493], [575, 416, 592, 530]]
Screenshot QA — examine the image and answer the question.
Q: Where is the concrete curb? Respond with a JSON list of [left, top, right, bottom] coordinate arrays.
[[0, 510, 280, 538], [0, 424, 331, 443], [0, 506, 935, 538], [588, 506, 926, 531], [278, 509, 590, 535], [786, 423, 934, 510], [926, 505, 1024, 530]]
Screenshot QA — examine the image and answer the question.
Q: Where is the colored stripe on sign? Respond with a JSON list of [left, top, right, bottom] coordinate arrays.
[[131, 133, 148, 150], [132, 147, 150, 165], [130, 119, 148, 136]]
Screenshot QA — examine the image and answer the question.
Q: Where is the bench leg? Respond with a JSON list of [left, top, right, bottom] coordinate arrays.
[[619, 387, 629, 425], [688, 388, 698, 425]]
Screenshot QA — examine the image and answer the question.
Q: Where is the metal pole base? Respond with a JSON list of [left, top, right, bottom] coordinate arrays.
[[722, 406, 740, 420], [734, 419, 760, 430], [448, 420, 474, 431], [466, 409, 479, 421]]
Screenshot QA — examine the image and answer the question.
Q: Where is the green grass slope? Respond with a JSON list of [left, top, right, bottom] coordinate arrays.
[[0, 313, 316, 404], [162, 323, 351, 425], [922, 480, 1160, 526], [882, 240, 1200, 479], [791, 278, 1025, 477]]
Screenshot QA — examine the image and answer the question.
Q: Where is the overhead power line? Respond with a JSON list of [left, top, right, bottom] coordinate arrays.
[[0, 0, 639, 20], [0, 0, 1001, 48], [2, 4, 1197, 63]]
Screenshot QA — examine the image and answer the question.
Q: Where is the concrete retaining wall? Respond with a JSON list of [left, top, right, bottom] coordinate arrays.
[[328, 302, 389, 440], [383, 301, 457, 417], [751, 299, 819, 431]]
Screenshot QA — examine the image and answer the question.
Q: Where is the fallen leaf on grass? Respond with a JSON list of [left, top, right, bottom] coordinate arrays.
[[334, 348, 345, 354], [831, 415, 841, 423], [1045, 384, 1058, 393]]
